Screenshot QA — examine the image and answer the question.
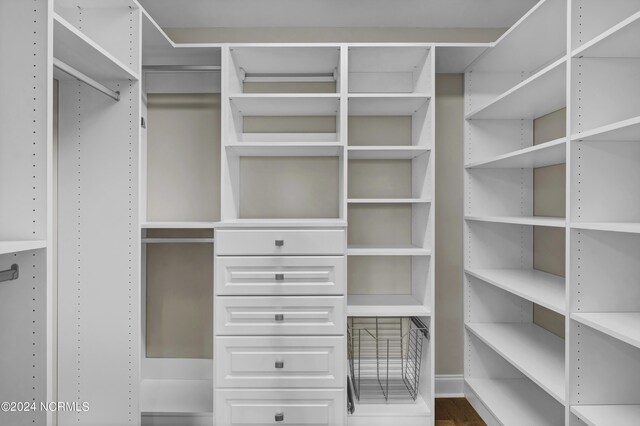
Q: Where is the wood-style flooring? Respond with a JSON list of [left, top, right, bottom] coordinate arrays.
[[435, 398, 486, 426]]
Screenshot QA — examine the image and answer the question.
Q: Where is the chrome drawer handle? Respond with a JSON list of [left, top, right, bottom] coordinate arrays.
[[275, 360, 284, 369], [275, 273, 284, 281], [275, 240, 284, 247], [275, 412, 284, 422], [275, 314, 284, 322]]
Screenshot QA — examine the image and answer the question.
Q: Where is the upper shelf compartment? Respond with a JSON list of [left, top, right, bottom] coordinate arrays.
[[53, 13, 139, 81], [571, 0, 640, 52], [348, 45, 432, 94], [468, 0, 566, 74], [227, 45, 341, 94], [573, 10, 640, 58]]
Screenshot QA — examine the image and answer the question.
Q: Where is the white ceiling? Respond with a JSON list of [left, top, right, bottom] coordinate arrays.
[[138, 0, 538, 29]]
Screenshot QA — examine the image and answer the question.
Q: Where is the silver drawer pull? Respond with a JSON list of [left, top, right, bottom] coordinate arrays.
[[275, 239, 284, 247], [275, 412, 284, 422], [275, 314, 284, 322], [275, 360, 284, 369], [275, 273, 285, 281]]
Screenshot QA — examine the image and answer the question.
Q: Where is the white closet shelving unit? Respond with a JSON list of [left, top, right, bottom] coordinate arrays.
[[464, 0, 640, 425], [463, 0, 568, 424]]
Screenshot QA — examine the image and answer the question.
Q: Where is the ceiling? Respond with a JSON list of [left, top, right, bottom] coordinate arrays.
[[138, 0, 538, 29]]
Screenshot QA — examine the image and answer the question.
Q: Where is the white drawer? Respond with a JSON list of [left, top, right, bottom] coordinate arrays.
[[216, 229, 345, 256], [215, 336, 345, 388], [215, 296, 345, 336], [215, 389, 345, 426], [216, 256, 345, 296]]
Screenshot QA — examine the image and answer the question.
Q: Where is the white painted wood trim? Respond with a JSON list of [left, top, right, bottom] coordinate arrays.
[[435, 374, 465, 398]]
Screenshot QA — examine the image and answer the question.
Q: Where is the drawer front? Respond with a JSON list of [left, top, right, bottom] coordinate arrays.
[[215, 389, 345, 426], [216, 336, 345, 388], [216, 256, 345, 296], [216, 296, 344, 336], [216, 229, 345, 256]]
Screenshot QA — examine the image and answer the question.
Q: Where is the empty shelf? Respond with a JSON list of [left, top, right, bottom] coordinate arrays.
[[465, 268, 565, 314], [216, 219, 348, 228], [466, 378, 564, 425], [347, 245, 431, 256], [230, 94, 340, 115], [0, 241, 47, 255], [347, 295, 431, 317], [466, 58, 566, 120], [348, 95, 431, 116], [572, 312, 640, 349], [226, 143, 343, 157], [572, 10, 640, 58], [54, 13, 139, 81], [141, 221, 217, 229], [465, 138, 566, 169], [465, 215, 566, 228], [572, 116, 640, 142], [348, 146, 430, 159], [140, 379, 213, 414], [466, 322, 565, 402], [571, 222, 640, 234], [571, 405, 640, 426], [348, 198, 431, 204]]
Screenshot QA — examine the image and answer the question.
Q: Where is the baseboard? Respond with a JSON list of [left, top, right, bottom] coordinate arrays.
[[435, 374, 464, 398]]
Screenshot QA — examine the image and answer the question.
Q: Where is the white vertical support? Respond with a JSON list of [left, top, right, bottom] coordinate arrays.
[[565, 1, 573, 424], [339, 45, 348, 221]]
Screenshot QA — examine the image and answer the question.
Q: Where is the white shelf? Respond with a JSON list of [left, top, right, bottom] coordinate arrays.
[[348, 146, 430, 160], [226, 143, 343, 157], [230, 46, 340, 75], [466, 322, 565, 402], [349, 46, 430, 74], [347, 245, 431, 256], [141, 222, 217, 229], [571, 222, 640, 234], [466, 378, 564, 425], [216, 219, 348, 228], [348, 95, 431, 116], [0, 241, 47, 255], [465, 138, 566, 169], [465, 215, 566, 228], [571, 405, 640, 426], [572, 116, 640, 142], [140, 379, 213, 415], [572, 313, 640, 349], [53, 13, 139, 81], [348, 198, 431, 204], [347, 295, 430, 317], [141, 238, 214, 244], [349, 394, 431, 420], [229, 94, 340, 116], [466, 58, 566, 120], [572, 10, 640, 59], [467, 0, 566, 73], [435, 44, 491, 73], [465, 268, 565, 314]]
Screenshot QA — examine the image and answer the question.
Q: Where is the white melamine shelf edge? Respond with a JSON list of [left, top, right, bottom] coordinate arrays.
[[348, 198, 431, 204], [571, 222, 640, 234], [465, 268, 565, 314], [571, 312, 640, 349], [571, 405, 640, 426], [347, 295, 430, 317], [465, 322, 565, 403], [347, 93, 432, 98], [54, 13, 139, 81], [216, 219, 348, 228], [141, 238, 214, 244], [571, 116, 640, 142], [0, 241, 47, 255], [466, 378, 564, 425], [141, 222, 217, 229], [465, 57, 566, 120], [464, 137, 566, 169], [140, 379, 213, 414], [465, 215, 566, 228], [350, 394, 431, 417], [347, 245, 431, 256], [571, 10, 640, 58], [229, 93, 340, 99], [226, 143, 343, 157], [348, 146, 431, 160]]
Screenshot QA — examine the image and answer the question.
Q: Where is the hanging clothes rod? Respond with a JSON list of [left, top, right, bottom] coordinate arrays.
[[0, 264, 19, 283], [240, 67, 337, 82], [142, 65, 221, 72], [54, 58, 120, 101]]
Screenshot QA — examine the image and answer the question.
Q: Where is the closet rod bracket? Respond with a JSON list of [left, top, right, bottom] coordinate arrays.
[[0, 264, 19, 283]]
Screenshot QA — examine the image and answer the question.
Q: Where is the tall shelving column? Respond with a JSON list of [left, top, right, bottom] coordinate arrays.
[[345, 44, 435, 425], [568, 1, 640, 424], [463, 0, 569, 424]]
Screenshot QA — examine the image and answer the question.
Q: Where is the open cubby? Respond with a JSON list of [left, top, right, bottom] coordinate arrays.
[[571, 0, 640, 52]]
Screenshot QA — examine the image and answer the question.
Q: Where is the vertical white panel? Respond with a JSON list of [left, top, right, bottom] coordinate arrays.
[[58, 80, 140, 425]]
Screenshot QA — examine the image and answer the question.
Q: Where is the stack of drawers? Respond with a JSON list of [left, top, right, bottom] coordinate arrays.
[[214, 227, 347, 425]]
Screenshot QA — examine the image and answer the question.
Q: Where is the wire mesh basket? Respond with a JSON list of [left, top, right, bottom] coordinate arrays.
[[348, 317, 430, 404]]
